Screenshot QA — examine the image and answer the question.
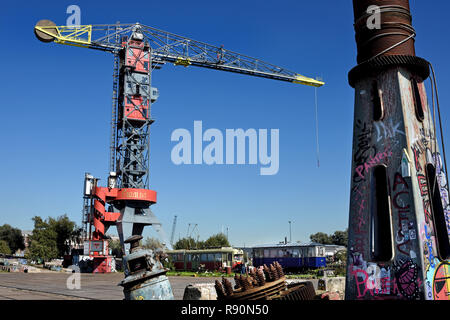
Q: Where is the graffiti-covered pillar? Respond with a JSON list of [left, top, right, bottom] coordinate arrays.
[[345, 0, 450, 300]]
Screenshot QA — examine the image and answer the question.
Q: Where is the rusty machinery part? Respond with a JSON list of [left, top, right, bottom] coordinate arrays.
[[269, 281, 317, 301], [348, 54, 430, 88], [349, 1, 430, 88], [124, 235, 144, 253], [34, 19, 58, 42], [352, 0, 416, 64], [215, 280, 226, 299], [214, 262, 317, 301], [256, 268, 266, 286], [216, 276, 287, 301], [233, 274, 241, 289], [119, 236, 174, 300]]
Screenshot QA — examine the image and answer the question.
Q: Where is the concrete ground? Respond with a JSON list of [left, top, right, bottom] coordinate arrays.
[[0, 273, 318, 300], [0, 273, 218, 300]]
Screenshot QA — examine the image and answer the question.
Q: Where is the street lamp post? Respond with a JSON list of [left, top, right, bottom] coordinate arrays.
[[288, 221, 292, 243]]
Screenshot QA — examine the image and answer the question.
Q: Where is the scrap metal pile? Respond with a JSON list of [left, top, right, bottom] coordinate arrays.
[[214, 262, 318, 301]]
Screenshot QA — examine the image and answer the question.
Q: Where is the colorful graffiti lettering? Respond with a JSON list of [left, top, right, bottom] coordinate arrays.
[[392, 173, 418, 257], [350, 258, 420, 300], [374, 119, 405, 143], [353, 120, 376, 183], [355, 147, 392, 179], [424, 224, 436, 269]]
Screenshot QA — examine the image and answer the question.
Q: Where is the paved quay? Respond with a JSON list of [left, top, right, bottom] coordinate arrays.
[[0, 273, 318, 300], [0, 273, 222, 300]]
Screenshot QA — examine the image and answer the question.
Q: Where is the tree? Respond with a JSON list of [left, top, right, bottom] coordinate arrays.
[[204, 233, 230, 248], [48, 215, 82, 256], [108, 239, 123, 258], [309, 232, 333, 245], [27, 216, 58, 262], [26, 215, 80, 261], [331, 230, 348, 246], [0, 224, 25, 253], [0, 240, 11, 255], [309, 230, 348, 246], [174, 237, 198, 250], [334, 249, 347, 263], [143, 237, 164, 251]]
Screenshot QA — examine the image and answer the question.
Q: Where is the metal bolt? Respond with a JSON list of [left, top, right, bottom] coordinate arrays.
[[256, 268, 266, 286], [234, 274, 241, 290], [270, 264, 279, 280], [275, 262, 285, 278], [214, 280, 226, 298], [222, 277, 234, 296]]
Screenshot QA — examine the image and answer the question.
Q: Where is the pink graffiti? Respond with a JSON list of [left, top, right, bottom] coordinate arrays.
[[355, 147, 392, 179], [351, 268, 375, 298], [352, 269, 420, 299]]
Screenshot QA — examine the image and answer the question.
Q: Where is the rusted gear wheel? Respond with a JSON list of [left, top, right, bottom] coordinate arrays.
[[270, 281, 317, 301]]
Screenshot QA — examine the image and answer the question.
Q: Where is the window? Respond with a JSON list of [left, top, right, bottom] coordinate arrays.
[[215, 253, 222, 262], [371, 165, 393, 262], [318, 247, 325, 257], [200, 254, 207, 262], [426, 164, 450, 260], [175, 253, 183, 262], [371, 80, 383, 121], [412, 78, 424, 122], [300, 248, 306, 257], [292, 249, 299, 258], [207, 253, 214, 262], [144, 61, 149, 70], [263, 249, 270, 257], [270, 249, 278, 257]]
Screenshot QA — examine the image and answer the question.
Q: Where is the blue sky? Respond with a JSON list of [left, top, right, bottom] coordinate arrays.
[[1, 1, 450, 247]]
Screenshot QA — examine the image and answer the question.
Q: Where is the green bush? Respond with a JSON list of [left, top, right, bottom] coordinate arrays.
[[0, 240, 11, 255]]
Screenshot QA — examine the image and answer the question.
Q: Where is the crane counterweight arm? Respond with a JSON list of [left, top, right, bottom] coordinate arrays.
[[34, 20, 325, 87]]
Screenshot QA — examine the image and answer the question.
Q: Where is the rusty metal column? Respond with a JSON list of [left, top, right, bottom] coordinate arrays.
[[345, 0, 450, 300]]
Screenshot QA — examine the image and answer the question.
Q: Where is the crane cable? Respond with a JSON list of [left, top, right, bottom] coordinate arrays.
[[429, 62, 449, 196], [314, 85, 320, 168]]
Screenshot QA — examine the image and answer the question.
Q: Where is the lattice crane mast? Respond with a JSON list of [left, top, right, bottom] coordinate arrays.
[[34, 20, 324, 273]]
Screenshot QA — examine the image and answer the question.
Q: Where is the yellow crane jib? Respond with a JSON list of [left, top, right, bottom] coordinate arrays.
[[34, 20, 92, 48], [292, 74, 325, 87], [33, 20, 325, 89]]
